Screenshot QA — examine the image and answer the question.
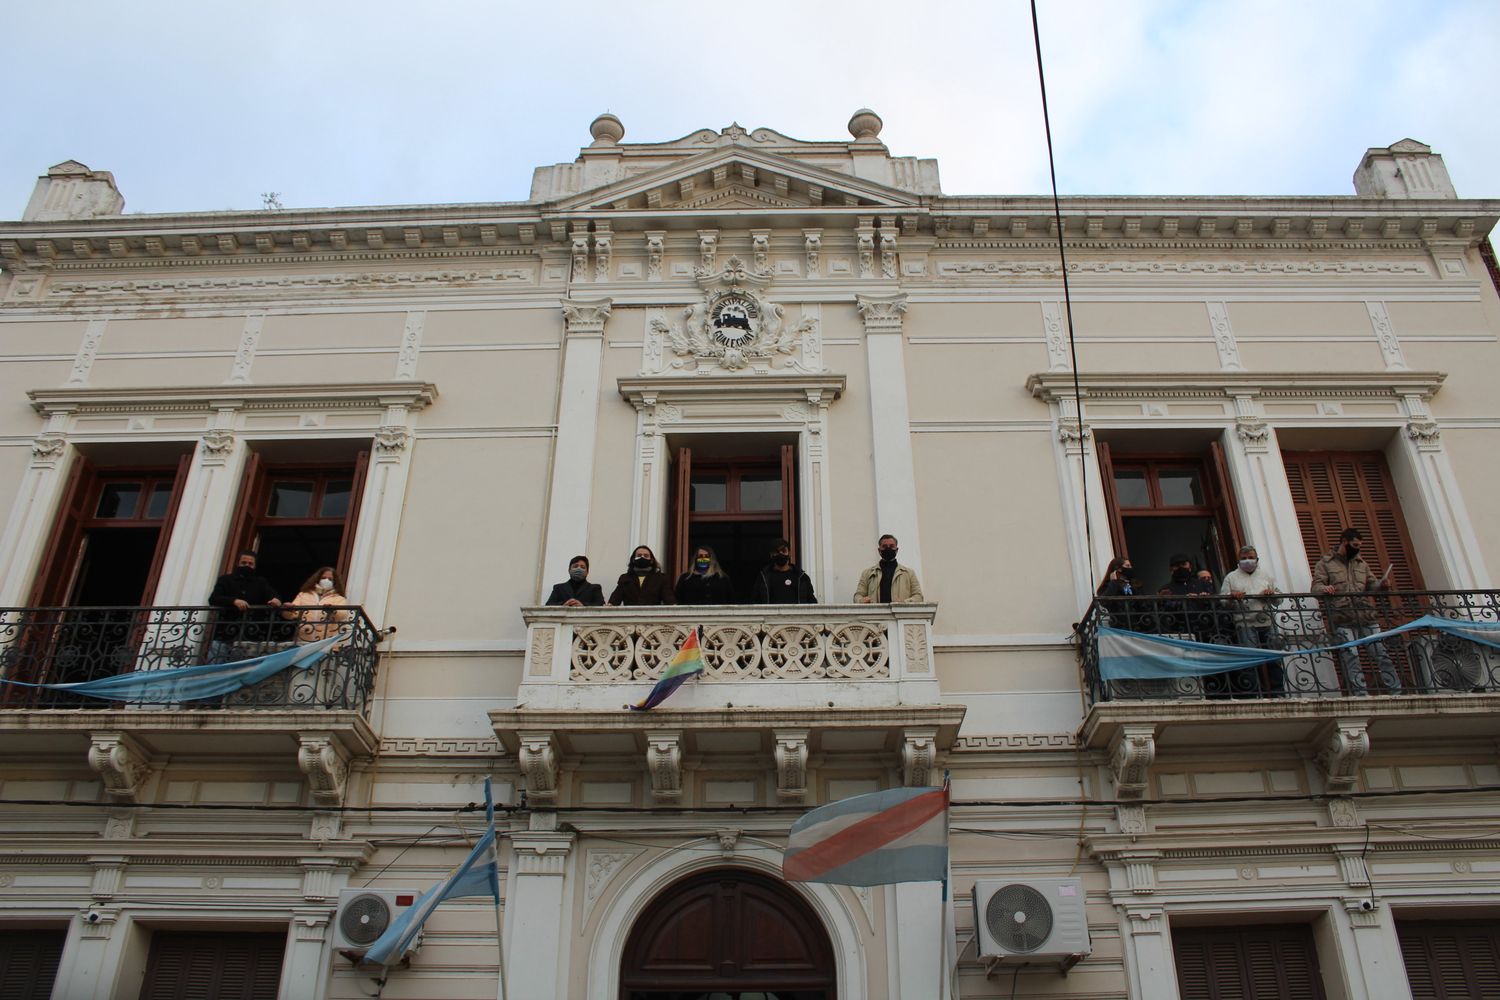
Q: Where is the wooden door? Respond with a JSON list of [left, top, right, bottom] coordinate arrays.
[[28, 453, 95, 606]]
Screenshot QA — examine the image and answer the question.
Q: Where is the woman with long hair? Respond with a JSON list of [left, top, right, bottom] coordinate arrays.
[[606, 545, 675, 606], [283, 565, 352, 644], [674, 545, 734, 604]]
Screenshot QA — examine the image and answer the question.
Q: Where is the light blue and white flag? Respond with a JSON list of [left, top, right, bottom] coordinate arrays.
[[362, 777, 501, 967], [0, 630, 346, 703]]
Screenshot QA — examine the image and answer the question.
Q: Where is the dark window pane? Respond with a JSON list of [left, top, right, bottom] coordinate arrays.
[[1113, 471, 1149, 508], [266, 481, 314, 518], [739, 474, 782, 512], [144, 483, 174, 520], [319, 480, 353, 518], [691, 476, 727, 513], [1159, 470, 1204, 506], [96, 483, 141, 519]]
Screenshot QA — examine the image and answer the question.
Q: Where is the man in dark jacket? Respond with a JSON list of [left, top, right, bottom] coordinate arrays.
[[545, 556, 605, 607], [750, 538, 817, 604], [207, 550, 282, 661]]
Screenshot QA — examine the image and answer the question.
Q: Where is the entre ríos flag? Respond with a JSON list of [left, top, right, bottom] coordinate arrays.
[[783, 780, 950, 886], [626, 627, 705, 711]]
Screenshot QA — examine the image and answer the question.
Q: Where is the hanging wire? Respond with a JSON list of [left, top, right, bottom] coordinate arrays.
[[1029, 0, 1097, 580]]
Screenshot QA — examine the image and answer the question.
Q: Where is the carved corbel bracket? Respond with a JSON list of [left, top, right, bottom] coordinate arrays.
[[1314, 719, 1370, 791], [87, 732, 151, 801], [773, 729, 809, 801], [901, 727, 939, 788], [517, 731, 561, 801], [297, 732, 350, 809], [645, 730, 683, 802], [1108, 724, 1156, 800]]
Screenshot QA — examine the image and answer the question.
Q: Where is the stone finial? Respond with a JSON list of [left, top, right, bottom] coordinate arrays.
[[589, 113, 625, 146], [23, 161, 125, 221], [847, 108, 884, 142]]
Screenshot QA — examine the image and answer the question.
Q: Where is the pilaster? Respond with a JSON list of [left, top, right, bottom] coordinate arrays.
[[856, 293, 923, 575], [505, 812, 575, 999], [1393, 396, 1490, 588], [540, 298, 611, 597], [150, 421, 247, 604], [0, 433, 77, 604], [344, 401, 418, 627]]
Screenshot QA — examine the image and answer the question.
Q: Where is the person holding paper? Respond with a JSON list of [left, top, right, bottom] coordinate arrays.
[[1313, 527, 1402, 695]]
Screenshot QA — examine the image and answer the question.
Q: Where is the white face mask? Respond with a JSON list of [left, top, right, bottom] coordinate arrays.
[[316, 578, 334, 591], [1238, 559, 1258, 574]]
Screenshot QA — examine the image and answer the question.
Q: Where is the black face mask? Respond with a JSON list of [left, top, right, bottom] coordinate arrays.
[[235, 565, 254, 577], [879, 548, 897, 563], [632, 557, 653, 572], [1121, 567, 1137, 580], [773, 553, 790, 567], [1172, 567, 1192, 582]]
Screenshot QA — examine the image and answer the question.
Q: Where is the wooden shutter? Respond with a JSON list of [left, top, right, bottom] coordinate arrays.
[[1282, 450, 1425, 589], [28, 453, 96, 606], [221, 451, 264, 573], [335, 449, 370, 579], [140, 453, 192, 605], [780, 443, 797, 563], [1096, 441, 1127, 560], [1173, 924, 1327, 1000], [1398, 920, 1500, 999], [140, 931, 285, 1000], [671, 446, 692, 576], [1208, 438, 1244, 556], [0, 929, 65, 1000]]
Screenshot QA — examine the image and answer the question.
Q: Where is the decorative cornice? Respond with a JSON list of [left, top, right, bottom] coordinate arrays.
[[618, 373, 845, 409], [29, 381, 438, 417], [1027, 370, 1445, 404]]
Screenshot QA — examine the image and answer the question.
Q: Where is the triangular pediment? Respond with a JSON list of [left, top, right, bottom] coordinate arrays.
[[548, 146, 919, 214], [1389, 138, 1432, 154]]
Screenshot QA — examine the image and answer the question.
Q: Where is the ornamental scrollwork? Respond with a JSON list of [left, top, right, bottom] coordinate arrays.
[[648, 256, 811, 373]]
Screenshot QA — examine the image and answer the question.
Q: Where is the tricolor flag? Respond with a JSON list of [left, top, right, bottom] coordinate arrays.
[[783, 782, 950, 886], [362, 777, 501, 967], [626, 628, 705, 711]]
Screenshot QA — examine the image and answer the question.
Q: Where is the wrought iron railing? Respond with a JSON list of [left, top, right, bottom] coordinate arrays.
[[0, 605, 383, 711], [1077, 590, 1500, 706]]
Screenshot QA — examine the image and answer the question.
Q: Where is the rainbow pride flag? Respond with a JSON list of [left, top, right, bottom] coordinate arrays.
[[626, 627, 705, 711]]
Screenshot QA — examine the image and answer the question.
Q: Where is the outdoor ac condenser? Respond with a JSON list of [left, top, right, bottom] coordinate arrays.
[[972, 878, 1091, 972], [333, 888, 422, 960]]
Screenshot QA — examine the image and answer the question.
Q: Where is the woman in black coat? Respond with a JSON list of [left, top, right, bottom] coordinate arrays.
[[544, 555, 605, 607], [607, 545, 675, 606], [675, 545, 734, 605]]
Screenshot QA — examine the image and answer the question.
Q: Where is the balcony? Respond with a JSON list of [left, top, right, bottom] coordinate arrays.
[[492, 605, 964, 805], [1075, 591, 1500, 769], [0, 606, 384, 803]]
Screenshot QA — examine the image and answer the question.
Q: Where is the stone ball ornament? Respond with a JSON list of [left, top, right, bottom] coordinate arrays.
[[847, 108, 883, 141], [589, 112, 625, 145]]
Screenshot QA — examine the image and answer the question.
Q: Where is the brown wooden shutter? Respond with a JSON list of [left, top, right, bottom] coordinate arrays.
[[140, 453, 192, 605], [335, 449, 371, 579], [1095, 441, 1127, 560], [28, 453, 96, 606], [140, 930, 285, 1000], [1173, 924, 1327, 1000], [671, 446, 692, 576], [222, 451, 264, 573], [1208, 438, 1245, 556], [780, 443, 797, 562], [1282, 450, 1425, 589], [1398, 920, 1500, 999], [0, 929, 66, 1000]]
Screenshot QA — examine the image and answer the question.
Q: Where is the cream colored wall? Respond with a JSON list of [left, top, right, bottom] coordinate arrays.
[[258, 311, 403, 350], [905, 342, 1049, 422], [1071, 300, 1210, 337], [250, 350, 399, 384], [1399, 340, 1497, 417], [1076, 339, 1221, 370], [0, 355, 72, 429], [1433, 427, 1500, 575], [424, 307, 562, 346], [416, 349, 560, 428], [100, 315, 245, 354], [825, 341, 876, 600], [384, 436, 551, 645], [1227, 299, 1373, 337], [587, 328, 648, 574], [1237, 339, 1384, 372], [902, 301, 1042, 339]]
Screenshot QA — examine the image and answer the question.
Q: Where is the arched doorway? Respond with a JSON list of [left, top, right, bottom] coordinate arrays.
[[620, 867, 836, 1000]]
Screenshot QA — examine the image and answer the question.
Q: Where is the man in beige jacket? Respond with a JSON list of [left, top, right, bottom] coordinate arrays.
[[854, 534, 925, 604], [1313, 527, 1401, 696]]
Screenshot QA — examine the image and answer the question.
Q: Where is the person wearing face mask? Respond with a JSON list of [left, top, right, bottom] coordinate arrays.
[[750, 538, 817, 604], [1097, 556, 1147, 630], [284, 566, 353, 644], [854, 534, 924, 604], [546, 556, 605, 607], [675, 546, 735, 605], [1218, 545, 1285, 695], [1155, 553, 1215, 637], [207, 549, 283, 662], [1313, 527, 1401, 696], [607, 546, 675, 606]]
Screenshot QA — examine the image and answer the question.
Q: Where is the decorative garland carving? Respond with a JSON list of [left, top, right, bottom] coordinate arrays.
[[647, 256, 810, 373]]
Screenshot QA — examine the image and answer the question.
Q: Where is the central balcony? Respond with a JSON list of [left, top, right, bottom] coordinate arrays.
[[494, 605, 963, 806]]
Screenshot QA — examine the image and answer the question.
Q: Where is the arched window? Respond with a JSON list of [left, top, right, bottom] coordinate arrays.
[[620, 868, 836, 1000]]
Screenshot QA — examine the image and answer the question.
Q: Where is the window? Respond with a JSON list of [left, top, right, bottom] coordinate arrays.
[[0, 929, 66, 1000], [1098, 440, 1242, 586], [224, 452, 369, 601], [140, 930, 285, 1000], [1172, 924, 1327, 1000], [1398, 919, 1500, 999], [670, 445, 796, 603]]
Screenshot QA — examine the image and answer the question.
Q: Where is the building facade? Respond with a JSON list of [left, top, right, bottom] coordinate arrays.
[[1, 111, 1498, 999]]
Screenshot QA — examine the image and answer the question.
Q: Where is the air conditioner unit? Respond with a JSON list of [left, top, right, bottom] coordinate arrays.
[[972, 878, 1091, 972], [333, 888, 422, 962]]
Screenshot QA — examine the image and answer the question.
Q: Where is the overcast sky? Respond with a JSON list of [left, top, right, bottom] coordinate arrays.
[[2, 0, 1497, 216]]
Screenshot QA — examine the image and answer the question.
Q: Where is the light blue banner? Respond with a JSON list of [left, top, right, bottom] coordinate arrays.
[[1098, 614, 1500, 681], [0, 631, 345, 702]]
